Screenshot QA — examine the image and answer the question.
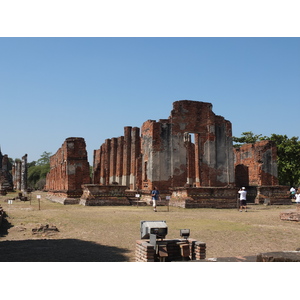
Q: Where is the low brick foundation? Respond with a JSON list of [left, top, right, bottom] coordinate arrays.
[[280, 204, 300, 222], [170, 187, 238, 208], [257, 251, 300, 262], [255, 186, 291, 205], [79, 184, 131, 206], [46, 192, 81, 205], [169, 186, 291, 208], [135, 238, 206, 262]]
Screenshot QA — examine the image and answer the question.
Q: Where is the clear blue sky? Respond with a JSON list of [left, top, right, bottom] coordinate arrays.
[[1, 37, 299, 163]]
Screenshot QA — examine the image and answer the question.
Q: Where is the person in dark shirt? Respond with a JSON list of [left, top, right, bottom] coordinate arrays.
[[151, 187, 160, 212]]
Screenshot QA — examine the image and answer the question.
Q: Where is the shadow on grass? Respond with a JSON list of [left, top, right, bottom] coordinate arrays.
[[0, 239, 130, 262], [0, 212, 13, 238]]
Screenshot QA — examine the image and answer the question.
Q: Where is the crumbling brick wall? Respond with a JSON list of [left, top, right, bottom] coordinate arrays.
[[93, 127, 141, 190], [93, 100, 235, 192], [234, 140, 278, 187], [140, 100, 235, 190], [0, 152, 13, 191], [45, 137, 91, 198]]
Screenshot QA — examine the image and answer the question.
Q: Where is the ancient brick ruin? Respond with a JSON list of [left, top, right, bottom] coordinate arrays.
[[45, 137, 91, 204], [93, 126, 141, 190], [45, 100, 290, 207], [0, 149, 13, 192], [0, 149, 28, 193], [234, 140, 278, 187], [94, 100, 234, 190]]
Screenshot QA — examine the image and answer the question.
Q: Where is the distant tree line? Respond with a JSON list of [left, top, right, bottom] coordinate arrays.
[[27, 151, 52, 190], [233, 132, 300, 187]]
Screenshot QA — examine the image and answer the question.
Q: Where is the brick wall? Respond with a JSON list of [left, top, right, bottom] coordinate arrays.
[[234, 140, 278, 187], [135, 238, 206, 262], [93, 100, 235, 193], [93, 127, 141, 189], [0, 153, 13, 191], [45, 137, 91, 199], [170, 187, 238, 208]]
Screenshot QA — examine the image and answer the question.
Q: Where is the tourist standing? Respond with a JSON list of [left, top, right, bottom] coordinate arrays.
[[238, 187, 247, 212], [295, 191, 300, 204], [151, 187, 160, 212], [290, 187, 296, 199]]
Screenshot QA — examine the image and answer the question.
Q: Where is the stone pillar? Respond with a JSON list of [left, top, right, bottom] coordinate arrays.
[[116, 136, 124, 185], [14, 161, 22, 190], [99, 145, 105, 185], [93, 149, 101, 184], [109, 138, 118, 184], [122, 126, 132, 187], [185, 134, 195, 186], [103, 139, 111, 185], [194, 133, 201, 187], [21, 154, 28, 192], [130, 127, 140, 190]]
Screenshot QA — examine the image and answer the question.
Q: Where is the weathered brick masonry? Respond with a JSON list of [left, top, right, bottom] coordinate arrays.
[[0, 149, 27, 192], [93, 127, 141, 190], [234, 140, 278, 187], [94, 100, 235, 192], [0, 150, 13, 191], [46, 137, 91, 204], [135, 238, 206, 262], [46, 100, 289, 207]]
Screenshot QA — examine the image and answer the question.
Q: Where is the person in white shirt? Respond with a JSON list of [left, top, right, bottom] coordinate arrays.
[[290, 187, 296, 199], [238, 187, 247, 212], [295, 191, 300, 204]]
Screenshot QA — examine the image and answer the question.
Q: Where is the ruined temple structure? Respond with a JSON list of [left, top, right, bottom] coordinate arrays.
[[234, 140, 278, 187], [46, 100, 290, 207], [45, 137, 91, 204], [91, 100, 289, 207], [0, 148, 13, 192], [94, 100, 235, 190], [12, 154, 28, 192], [0, 149, 28, 192]]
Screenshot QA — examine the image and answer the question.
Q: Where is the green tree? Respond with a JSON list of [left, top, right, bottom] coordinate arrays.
[[268, 134, 300, 187], [232, 131, 266, 147], [233, 132, 300, 187], [27, 151, 52, 189], [36, 151, 52, 165]]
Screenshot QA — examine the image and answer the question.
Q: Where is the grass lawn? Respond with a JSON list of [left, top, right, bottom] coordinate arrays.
[[1, 191, 300, 262]]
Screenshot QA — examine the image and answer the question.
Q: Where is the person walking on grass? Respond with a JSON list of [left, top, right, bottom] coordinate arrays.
[[238, 187, 247, 212], [151, 186, 160, 212]]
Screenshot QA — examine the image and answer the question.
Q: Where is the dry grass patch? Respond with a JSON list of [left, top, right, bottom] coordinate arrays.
[[1, 191, 300, 261]]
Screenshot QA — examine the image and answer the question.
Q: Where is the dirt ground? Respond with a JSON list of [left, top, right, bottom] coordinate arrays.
[[1, 191, 300, 262]]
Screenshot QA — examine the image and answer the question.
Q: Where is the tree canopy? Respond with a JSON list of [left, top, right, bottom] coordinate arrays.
[[27, 151, 52, 190]]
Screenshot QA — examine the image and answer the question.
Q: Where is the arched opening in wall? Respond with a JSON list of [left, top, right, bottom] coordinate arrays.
[[235, 164, 249, 187], [184, 132, 196, 187]]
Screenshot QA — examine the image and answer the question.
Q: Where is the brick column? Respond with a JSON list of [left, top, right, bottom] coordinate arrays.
[[130, 127, 140, 190], [116, 136, 124, 185], [98, 145, 104, 185], [21, 154, 28, 192], [103, 139, 111, 185], [109, 138, 118, 184], [93, 149, 101, 184], [122, 127, 132, 187], [194, 133, 201, 187]]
